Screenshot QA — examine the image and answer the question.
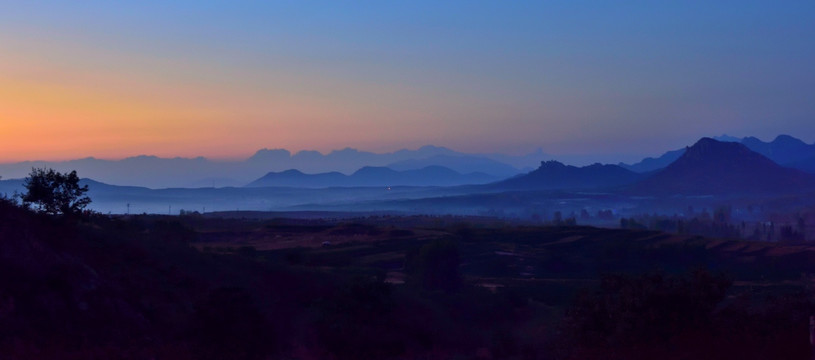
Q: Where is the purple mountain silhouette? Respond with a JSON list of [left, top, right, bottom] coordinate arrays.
[[494, 161, 642, 190], [632, 138, 815, 195]]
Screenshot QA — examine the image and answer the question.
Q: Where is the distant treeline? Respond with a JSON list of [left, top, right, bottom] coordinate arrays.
[[620, 207, 809, 242]]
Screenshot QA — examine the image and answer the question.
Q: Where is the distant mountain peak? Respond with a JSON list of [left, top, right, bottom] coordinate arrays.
[[538, 160, 567, 168], [247, 165, 497, 188], [683, 137, 752, 158], [739, 134, 815, 166], [329, 147, 363, 155], [621, 134, 815, 175], [352, 166, 399, 176], [772, 134, 806, 145], [248, 148, 292, 162], [417, 145, 452, 152], [294, 150, 323, 156], [632, 137, 815, 195], [712, 134, 742, 142], [124, 155, 160, 161]]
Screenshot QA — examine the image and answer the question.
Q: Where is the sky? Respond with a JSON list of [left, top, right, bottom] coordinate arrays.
[[1, 1, 814, 164]]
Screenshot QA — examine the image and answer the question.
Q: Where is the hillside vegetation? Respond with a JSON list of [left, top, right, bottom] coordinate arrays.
[[2, 201, 815, 359]]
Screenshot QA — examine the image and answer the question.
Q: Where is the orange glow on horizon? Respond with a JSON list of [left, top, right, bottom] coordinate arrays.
[[0, 34, 552, 163], [0, 64, 511, 163]]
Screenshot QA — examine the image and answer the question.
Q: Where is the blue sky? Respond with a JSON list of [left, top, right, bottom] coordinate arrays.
[[1, 1, 813, 163]]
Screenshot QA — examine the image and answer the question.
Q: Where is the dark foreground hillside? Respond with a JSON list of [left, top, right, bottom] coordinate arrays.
[[2, 202, 815, 359]]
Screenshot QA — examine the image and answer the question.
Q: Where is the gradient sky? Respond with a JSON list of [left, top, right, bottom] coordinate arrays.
[[2, 1, 814, 163]]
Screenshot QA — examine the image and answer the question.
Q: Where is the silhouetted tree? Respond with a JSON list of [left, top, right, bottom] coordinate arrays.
[[779, 225, 804, 243], [714, 205, 732, 223], [22, 168, 90, 216], [797, 216, 806, 238]]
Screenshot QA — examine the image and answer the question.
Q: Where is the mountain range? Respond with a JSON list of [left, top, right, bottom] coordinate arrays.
[[493, 161, 643, 191], [620, 135, 815, 174], [2, 134, 813, 193], [630, 138, 815, 195], [387, 155, 521, 178], [247, 166, 497, 188], [495, 137, 815, 195], [0, 146, 537, 189], [4, 137, 815, 215]]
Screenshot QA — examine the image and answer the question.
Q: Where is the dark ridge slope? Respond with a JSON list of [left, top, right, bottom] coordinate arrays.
[[631, 138, 815, 195], [619, 148, 686, 173], [741, 135, 815, 165], [493, 160, 642, 190]]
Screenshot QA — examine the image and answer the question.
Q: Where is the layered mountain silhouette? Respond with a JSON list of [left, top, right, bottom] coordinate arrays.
[[5, 136, 815, 215], [499, 137, 815, 195], [246, 166, 498, 188], [618, 149, 685, 173], [493, 161, 643, 190], [246, 169, 347, 188], [631, 138, 815, 195], [621, 134, 815, 174], [387, 155, 521, 178], [0, 145, 535, 188], [741, 135, 815, 167]]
